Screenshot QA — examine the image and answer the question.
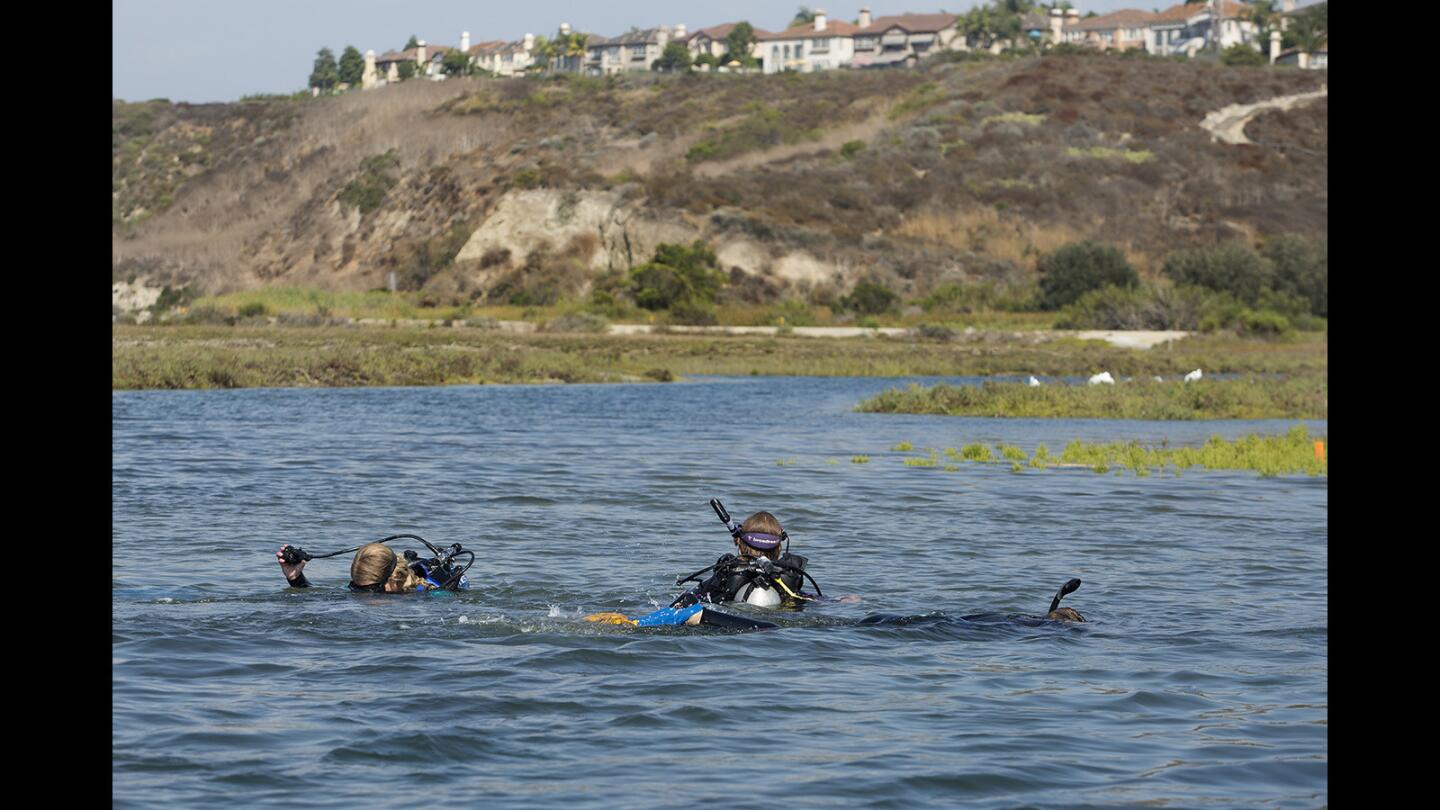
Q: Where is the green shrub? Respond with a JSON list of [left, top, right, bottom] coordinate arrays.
[[922, 281, 1039, 313], [1221, 44, 1267, 66], [627, 241, 724, 311], [1235, 309, 1292, 337], [1161, 243, 1270, 305], [667, 298, 718, 325], [540, 312, 611, 333], [1262, 234, 1326, 317], [841, 280, 899, 315], [652, 42, 693, 73], [840, 139, 866, 159], [238, 302, 269, 318], [183, 306, 236, 326], [511, 168, 543, 189], [1056, 284, 1216, 330], [151, 284, 196, 313], [1038, 241, 1138, 310], [337, 150, 400, 215], [910, 323, 956, 341]]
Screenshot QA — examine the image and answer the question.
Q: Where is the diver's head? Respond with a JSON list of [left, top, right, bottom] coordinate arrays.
[[1046, 607, 1086, 622], [349, 543, 423, 593], [735, 511, 785, 561]]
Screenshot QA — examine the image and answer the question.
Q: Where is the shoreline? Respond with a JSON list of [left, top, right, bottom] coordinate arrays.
[[113, 324, 1327, 394], [115, 314, 1190, 350]]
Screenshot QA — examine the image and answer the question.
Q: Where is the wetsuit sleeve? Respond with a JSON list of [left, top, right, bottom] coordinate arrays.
[[669, 555, 734, 608], [286, 571, 311, 588]]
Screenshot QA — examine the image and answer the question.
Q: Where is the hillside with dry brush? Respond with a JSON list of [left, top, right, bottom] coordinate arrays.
[[113, 53, 1326, 309]]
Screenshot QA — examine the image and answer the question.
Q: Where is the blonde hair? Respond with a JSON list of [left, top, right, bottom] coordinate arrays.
[[350, 543, 425, 592], [735, 511, 784, 561]]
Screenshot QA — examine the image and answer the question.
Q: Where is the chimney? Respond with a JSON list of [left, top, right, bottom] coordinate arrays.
[[814, 8, 827, 31], [461, 31, 469, 52], [417, 39, 427, 65], [1281, 0, 1295, 11], [560, 22, 572, 36], [675, 23, 687, 39], [523, 32, 534, 52], [658, 26, 670, 48], [859, 7, 871, 28], [1269, 29, 1280, 64], [1049, 8, 1063, 40], [1065, 9, 1080, 22], [362, 49, 377, 89]]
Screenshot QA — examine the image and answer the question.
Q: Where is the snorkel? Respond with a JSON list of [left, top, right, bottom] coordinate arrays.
[[279, 534, 474, 592], [1048, 578, 1081, 614]]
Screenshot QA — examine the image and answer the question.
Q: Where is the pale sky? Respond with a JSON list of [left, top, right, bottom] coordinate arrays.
[[112, 0, 1319, 103]]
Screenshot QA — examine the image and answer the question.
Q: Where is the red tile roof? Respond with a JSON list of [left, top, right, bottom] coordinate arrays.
[[685, 22, 740, 42], [854, 13, 960, 35], [467, 40, 507, 56], [759, 19, 861, 40], [1066, 9, 1156, 31], [1150, 4, 1198, 24]]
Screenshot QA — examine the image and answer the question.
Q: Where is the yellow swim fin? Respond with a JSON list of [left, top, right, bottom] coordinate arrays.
[[584, 612, 638, 626]]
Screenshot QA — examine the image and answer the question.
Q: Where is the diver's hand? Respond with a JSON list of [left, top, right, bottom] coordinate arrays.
[[277, 544, 308, 584]]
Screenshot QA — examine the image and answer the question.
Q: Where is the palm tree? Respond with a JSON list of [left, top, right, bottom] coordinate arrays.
[[1242, 0, 1283, 52], [1286, 5, 1327, 58], [560, 31, 588, 72], [530, 35, 557, 73], [962, 5, 997, 50]]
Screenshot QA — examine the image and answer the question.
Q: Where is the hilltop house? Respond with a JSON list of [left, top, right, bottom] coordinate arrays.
[[586, 27, 674, 74], [1187, 1, 1260, 50], [1144, 4, 1197, 55], [372, 40, 455, 83], [495, 35, 539, 76], [683, 22, 733, 60], [466, 39, 507, 73], [1145, 1, 1261, 54], [1275, 44, 1326, 69], [757, 9, 860, 74], [682, 22, 776, 66], [850, 10, 961, 68], [1060, 9, 1153, 51], [550, 23, 600, 73]]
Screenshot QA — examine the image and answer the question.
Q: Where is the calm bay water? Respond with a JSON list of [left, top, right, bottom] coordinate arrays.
[[113, 376, 1327, 808]]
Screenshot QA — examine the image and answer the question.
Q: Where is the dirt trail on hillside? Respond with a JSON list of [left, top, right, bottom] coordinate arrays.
[[693, 101, 896, 178], [1200, 85, 1327, 145]]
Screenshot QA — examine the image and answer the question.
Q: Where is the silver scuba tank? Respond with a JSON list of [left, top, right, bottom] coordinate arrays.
[[732, 581, 782, 607]]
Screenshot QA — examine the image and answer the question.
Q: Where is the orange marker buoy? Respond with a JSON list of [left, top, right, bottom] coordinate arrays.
[[1314, 441, 1325, 461]]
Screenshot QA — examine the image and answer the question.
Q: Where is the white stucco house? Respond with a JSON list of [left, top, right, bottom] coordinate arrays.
[[757, 9, 859, 74]]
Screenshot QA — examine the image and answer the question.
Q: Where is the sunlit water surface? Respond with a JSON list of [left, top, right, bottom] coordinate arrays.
[[113, 376, 1327, 808]]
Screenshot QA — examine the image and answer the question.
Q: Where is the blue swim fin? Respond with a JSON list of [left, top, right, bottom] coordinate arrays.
[[635, 604, 705, 627]]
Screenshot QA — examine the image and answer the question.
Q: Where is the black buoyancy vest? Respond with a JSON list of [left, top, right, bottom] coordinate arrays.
[[698, 553, 809, 604]]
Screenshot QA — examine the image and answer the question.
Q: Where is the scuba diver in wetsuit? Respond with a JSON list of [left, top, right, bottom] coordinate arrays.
[[276, 535, 473, 593], [670, 505, 818, 610], [586, 500, 825, 630], [856, 578, 1088, 626]]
